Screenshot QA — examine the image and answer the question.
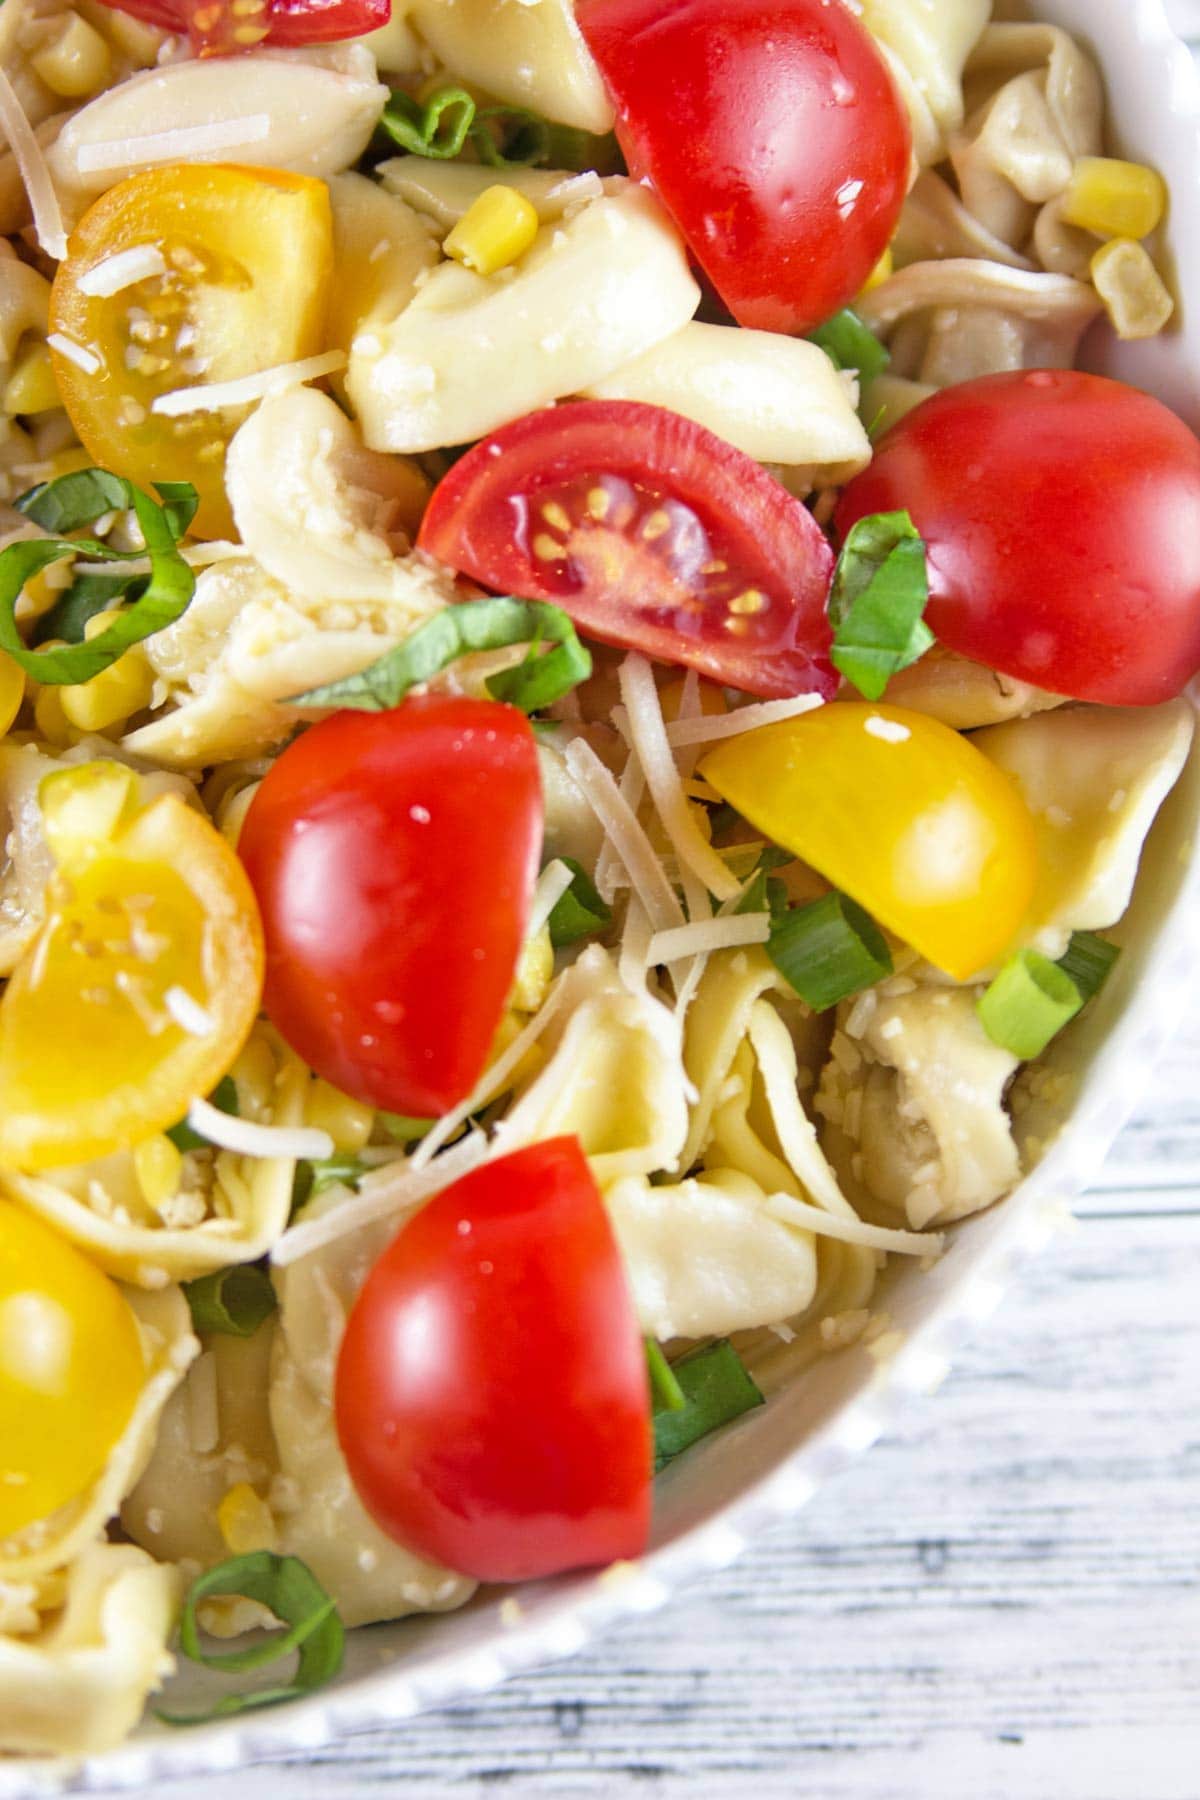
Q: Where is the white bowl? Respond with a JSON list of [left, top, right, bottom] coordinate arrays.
[[8, 2, 1200, 1789]]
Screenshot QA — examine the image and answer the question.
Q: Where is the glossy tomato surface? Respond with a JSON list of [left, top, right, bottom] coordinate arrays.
[[418, 400, 838, 699], [577, 0, 910, 335], [96, 0, 386, 52], [238, 694, 542, 1118], [836, 370, 1200, 706], [335, 1136, 652, 1582]]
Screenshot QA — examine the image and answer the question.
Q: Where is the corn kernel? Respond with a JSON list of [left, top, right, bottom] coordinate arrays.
[[444, 186, 540, 276], [133, 1133, 183, 1210], [39, 760, 138, 863], [33, 683, 74, 746], [59, 611, 154, 733], [1061, 156, 1167, 241], [32, 11, 112, 97], [217, 1483, 278, 1556], [1090, 238, 1175, 341], [859, 246, 894, 295], [0, 652, 24, 738], [510, 923, 553, 1014], [306, 1078, 375, 1151], [4, 341, 61, 416]]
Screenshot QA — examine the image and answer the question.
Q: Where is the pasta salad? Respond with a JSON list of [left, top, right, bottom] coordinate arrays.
[[0, 0, 1197, 1756]]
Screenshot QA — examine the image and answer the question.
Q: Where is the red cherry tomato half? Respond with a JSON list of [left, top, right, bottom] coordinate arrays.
[[577, 0, 911, 336], [335, 1136, 652, 1582], [95, 0, 387, 54], [417, 401, 838, 699], [238, 694, 542, 1118], [836, 370, 1200, 706]]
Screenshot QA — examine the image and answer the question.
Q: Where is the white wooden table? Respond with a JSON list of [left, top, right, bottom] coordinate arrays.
[[144, 1009, 1200, 1800]]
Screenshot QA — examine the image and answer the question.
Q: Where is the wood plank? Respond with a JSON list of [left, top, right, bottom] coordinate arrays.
[[160, 1209, 1200, 1800]]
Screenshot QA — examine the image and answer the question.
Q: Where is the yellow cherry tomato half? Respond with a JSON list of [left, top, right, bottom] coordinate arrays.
[[0, 1198, 143, 1539], [49, 164, 334, 539], [0, 784, 264, 1171], [700, 702, 1038, 980]]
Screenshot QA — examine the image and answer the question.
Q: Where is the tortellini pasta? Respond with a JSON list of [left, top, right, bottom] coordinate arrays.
[[398, 0, 614, 134], [883, 645, 1064, 732], [326, 172, 439, 372], [347, 182, 701, 454], [380, 155, 607, 230], [859, 0, 992, 166]]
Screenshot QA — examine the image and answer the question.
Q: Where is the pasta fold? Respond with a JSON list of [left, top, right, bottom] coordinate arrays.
[[859, 0, 992, 166], [400, 0, 614, 134]]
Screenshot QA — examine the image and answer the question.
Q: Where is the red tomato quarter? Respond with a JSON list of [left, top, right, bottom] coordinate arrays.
[[238, 694, 542, 1118], [417, 401, 838, 699], [335, 1136, 652, 1582], [577, 0, 911, 335], [836, 369, 1200, 706], [95, 0, 387, 55]]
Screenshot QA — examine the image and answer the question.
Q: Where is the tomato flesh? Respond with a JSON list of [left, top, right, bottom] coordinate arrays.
[[335, 1136, 651, 1582], [417, 401, 838, 699], [238, 695, 542, 1119], [836, 370, 1200, 707], [577, 0, 910, 336], [94, 0, 387, 54]]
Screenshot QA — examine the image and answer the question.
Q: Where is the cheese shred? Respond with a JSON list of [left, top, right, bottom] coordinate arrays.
[[0, 68, 67, 261]]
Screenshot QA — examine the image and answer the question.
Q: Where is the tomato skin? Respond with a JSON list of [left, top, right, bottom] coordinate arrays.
[[335, 1136, 652, 1582], [836, 370, 1200, 707], [417, 400, 838, 700], [95, 0, 387, 52], [238, 695, 542, 1118], [577, 0, 910, 336]]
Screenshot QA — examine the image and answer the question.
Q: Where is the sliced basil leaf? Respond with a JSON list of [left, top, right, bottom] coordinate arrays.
[[183, 1264, 277, 1338], [735, 846, 791, 920], [289, 596, 591, 715], [768, 890, 893, 1012], [653, 1339, 764, 1472], [808, 307, 890, 382], [2, 470, 196, 685], [547, 856, 612, 948], [157, 1551, 344, 1724], [829, 510, 932, 702], [167, 1075, 238, 1152], [379, 85, 476, 159], [33, 569, 132, 646], [1057, 930, 1120, 1004]]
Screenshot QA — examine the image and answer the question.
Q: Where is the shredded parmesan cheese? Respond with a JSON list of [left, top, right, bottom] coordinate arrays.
[[646, 912, 771, 966], [75, 113, 272, 175], [47, 333, 100, 376], [0, 67, 67, 261], [185, 1097, 334, 1161], [164, 986, 215, 1037], [151, 350, 347, 417], [664, 693, 824, 747], [78, 245, 168, 297], [564, 736, 685, 935], [525, 858, 574, 941], [765, 1191, 945, 1258]]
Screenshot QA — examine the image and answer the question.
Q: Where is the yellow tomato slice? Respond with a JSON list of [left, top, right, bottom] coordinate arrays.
[[49, 164, 334, 539], [0, 1198, 144, 1538], [700, 702, 1039, 980], [0, 785, 264, 1171]]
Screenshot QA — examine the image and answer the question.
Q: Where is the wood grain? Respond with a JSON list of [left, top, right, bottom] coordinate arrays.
[[147, 1016, 1200, 1800]]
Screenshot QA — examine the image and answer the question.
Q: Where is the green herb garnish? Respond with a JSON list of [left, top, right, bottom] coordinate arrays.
[[380, 84, 620, 173], [379, 85, 477, 159], [735, 845, 791, 920], [166, 1075, 239, 1153], [379, 1111, 435, 1142], [808, 307, 890, 382], [645, 1337, 685, 1413], [1057, 930, 1120, 1004], [828, 510, 932, 701], [289, 596, 591, 715], [3, 468, 196, 684], [157, 1552, 344, 1724], [547, 856, 612, 948], [182, 1264, 278, 1338], [976, 949, 1084, 1060], [767, 890, 893, 1012], [653, 1340, 764, 1472]]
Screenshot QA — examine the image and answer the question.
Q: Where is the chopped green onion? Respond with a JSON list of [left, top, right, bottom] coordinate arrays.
[[167, 1075, 238, 1152], [1057, 930, 1120, 1003], [828, 510, 933, 701], [378, 85, 476, 159], [288, 596, 591, 716], [307, 1154, 370, 1196], [768, 891, 892, 1011], [976, 949, 1083, 1060], [653, 1339, 764, 1472], [0, 468, 196, 685], [182, 1264, 277, 1338], [807, 307, 890, 382], [735, 845, 791, 919], [156, 1551, 344, 1724], [645, 1337, 685, 1413], [472, 103, 552, 168], [547, 856, 612, 948], [379, 1111, 434, 1142]]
